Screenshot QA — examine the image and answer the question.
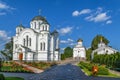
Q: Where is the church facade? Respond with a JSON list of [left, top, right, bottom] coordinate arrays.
[[13, 15, 60, 61], [91, 38, 118, 59], [73, 39, 86, 60]]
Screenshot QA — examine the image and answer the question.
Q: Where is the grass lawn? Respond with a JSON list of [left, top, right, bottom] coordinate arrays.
[[78, 63, 120, 78], [5, 77, 24, 80]]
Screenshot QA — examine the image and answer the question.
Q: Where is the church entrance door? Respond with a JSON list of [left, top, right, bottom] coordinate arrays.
[[19, 53, 23, 61]]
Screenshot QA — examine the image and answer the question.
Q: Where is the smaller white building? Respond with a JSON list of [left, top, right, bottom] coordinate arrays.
[[91, 38, 118, 59], [73, 39, 86, 60]]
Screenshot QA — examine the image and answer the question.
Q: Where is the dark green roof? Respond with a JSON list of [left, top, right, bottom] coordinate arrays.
[[77, 38, 83, 42], [16, 24, 25, 28], [32, 16, 47, 22]]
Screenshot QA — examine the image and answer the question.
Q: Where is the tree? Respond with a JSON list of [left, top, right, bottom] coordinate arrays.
[[64, 47, 73, 58], [61, 47, 73, 60], [86, 48, 92, 61], [1, 38, 13, 60], [91, 35, 109, 50]]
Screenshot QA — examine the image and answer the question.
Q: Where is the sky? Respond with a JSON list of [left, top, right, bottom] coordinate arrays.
[[0, 0, 120, 52]]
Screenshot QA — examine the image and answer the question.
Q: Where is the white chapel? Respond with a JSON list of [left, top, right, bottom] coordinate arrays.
[[13, 15, 60, 61], [73, 39, 86, 60], [91, 38, 118, 59]]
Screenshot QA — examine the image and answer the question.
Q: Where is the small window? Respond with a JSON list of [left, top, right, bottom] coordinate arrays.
[[40, 43, 42, 51], [34, 22, 36, 29], [29, 38, 31, 46], [23, 39, 25, 46], [43, 42, 45, 50], [26, 36, 29, 46]]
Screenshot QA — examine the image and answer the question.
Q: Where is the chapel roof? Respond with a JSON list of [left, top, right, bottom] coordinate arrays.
[[77, 38, 83, 42], [16, 24, 25, 28], [31, 15, 47, 22]]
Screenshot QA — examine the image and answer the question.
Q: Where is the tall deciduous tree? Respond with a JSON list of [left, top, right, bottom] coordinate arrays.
[[61, 47, 73, 60], [91, 35, 109, 50]]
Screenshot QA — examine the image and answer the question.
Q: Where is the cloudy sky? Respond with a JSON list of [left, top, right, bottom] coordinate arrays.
[[0, 0, 120, 51]]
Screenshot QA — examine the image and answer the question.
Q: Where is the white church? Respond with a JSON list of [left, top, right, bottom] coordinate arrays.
[[13, 15, 60, 61], [91, 38, 118, 59], [73, 39, 86, 60]]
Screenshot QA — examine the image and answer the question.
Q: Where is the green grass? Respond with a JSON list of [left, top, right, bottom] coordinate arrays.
[[98, 72, 120, 78], [82, 67, 92, 76], [5, 77, 24, 80], [78, 62, 120, 78]]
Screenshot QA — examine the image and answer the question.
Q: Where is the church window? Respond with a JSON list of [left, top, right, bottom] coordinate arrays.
[[26, 36, 29, 46], [34, 22, 36, 29], [45, 25, 47, 31], [23, 39, 25, 46], [29, 38, 31, 46], [43, 25, 44, 30], [40, 43, 42, 51], [43, 42, 45, 50]]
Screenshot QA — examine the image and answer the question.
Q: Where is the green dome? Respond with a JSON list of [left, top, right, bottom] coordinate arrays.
[[31, 16, 47, 22], [16, 24, 24, 28], [77, 38, 83, 42]]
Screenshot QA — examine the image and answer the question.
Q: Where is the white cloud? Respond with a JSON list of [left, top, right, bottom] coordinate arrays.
[[68, 38, 74, 42], [72, 9, 91, 16], [85, 12, 111, 22], [73, 7, 112, 24], [60, 38, 74, 44], [79, 9, 91, 15], [0, 12, 6, 15], [72, 10, 79, 16], [69, 43, 76, 46], [94, 13, 111, 22], [60, 40, 68, 44], [0, 30, 10, 43], [0, 3, 9, 9], [0, 2, 15, 16], [58, 26, 73, 35], [0, 2, 14, 10], [106, 20, 112, 24]]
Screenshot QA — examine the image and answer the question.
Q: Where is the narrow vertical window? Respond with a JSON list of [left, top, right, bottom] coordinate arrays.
[[34, 22, 36, 29], [43, 42, 45, 50], [40, 43, 42, 51], [29, 38, 31, 46], [26, 36, 28, 46], [23, 39, 25, 46]]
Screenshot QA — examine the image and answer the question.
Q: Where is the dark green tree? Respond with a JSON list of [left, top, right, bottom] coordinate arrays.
[[91, 35, 109, 50], [61, 47, 73, 60], [86, 48, 92, 61], [64, 47, 73, 58]]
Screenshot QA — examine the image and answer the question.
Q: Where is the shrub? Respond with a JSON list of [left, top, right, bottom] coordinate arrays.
[[79, 62, 109, 75], [80, 62, 93, 71], [0, 74, 5, 80], [98, 66, 109, 75]]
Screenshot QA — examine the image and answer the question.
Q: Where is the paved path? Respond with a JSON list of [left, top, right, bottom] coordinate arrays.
[[14, 61, 43, 73], [2, 64, 120, 80]]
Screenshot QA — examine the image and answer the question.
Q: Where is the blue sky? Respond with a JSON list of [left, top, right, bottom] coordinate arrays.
[[0, 0, 120, 52]]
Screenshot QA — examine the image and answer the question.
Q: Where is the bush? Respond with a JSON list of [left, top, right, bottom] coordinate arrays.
[[98, 66, 109, 75], [79, 62, 109, 75], [0, 74, 5, 80], [80, 62, 93, 71]]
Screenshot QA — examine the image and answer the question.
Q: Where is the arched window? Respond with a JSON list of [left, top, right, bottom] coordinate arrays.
[[23, 38, 25, 46], [34, 22, 36, 29], [43, 42, 45, 50], [29, 38, 31, 46], [26, 36, 29, 46], [40, 43, 42, 51], [43, 25, 44, 30]]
